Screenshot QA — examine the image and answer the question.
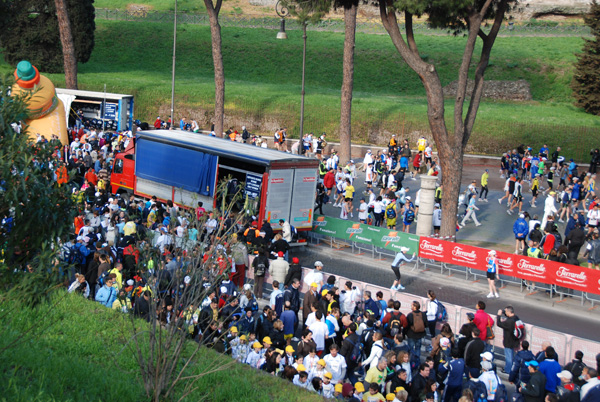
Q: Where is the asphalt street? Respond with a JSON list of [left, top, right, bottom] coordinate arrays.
[[297, 158, 600, 340]]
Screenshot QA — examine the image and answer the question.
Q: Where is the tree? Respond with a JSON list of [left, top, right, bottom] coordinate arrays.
[[0, 0, 95, 74], [336, 0, 359, 165], [378, 0, 512, 237], [0, 76, 76, 304], [55, 0, 78, 89], [203, 0, 225, 138], [282, 0, 332, 140], [572, 0, 600, 115]]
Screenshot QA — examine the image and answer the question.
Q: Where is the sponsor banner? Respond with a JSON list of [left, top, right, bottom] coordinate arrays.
[[312, 215, 419, 254], [419, 237, 487, 269]]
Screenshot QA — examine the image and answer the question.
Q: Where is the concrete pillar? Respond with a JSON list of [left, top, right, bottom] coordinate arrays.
[[416, 175, 438, 237]]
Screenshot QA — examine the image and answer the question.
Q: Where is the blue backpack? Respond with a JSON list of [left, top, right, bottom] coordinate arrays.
[[435, 300, 448, 322], [346, 337, 364, 364], [274, 292, 284, 317], [494, 374, 508, 402], [466, 380, 488, 402]]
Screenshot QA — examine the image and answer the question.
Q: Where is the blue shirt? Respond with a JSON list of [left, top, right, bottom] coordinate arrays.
[[487, 257, 497, 273], [539, 359, 561, 393], [280, 310, 297, 336]]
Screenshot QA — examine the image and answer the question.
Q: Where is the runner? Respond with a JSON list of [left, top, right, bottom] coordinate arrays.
[[486, 250, 500, 298], [390, 247, 416, 291]]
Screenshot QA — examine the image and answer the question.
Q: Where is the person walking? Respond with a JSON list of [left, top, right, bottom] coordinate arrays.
[[486, 250, 500, 298], [479, 169, 489, 202], [459, 194, 481, 228], [390, 246, 415, 291], [513, 214, 530, 254], [542, 192, 558, 231], [519, 360, 547, 402]]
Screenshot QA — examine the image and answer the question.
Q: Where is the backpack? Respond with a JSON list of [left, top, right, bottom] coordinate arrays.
[[466, 380, 488, 402], [254, 259, 266, 277], [386, 206, 396, 219], [274, 292, 285, 317], [62, 243, 78, 265], [510, 392, 524, 402], [388, 312, 403, 337], [494, 375, 508, 402], [513, 318, 525, 340], [361, 327, 375, 358], [411, 311, 425, 333], [486, 317, 495, 340], [347, 337, 364, 364], [435, 300, 448, 322], [405, 209, 415, 223]]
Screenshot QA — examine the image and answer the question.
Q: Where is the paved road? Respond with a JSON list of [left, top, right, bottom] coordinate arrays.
[[320, 160, 572, 252]]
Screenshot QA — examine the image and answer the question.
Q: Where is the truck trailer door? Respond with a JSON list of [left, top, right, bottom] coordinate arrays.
[[264, 169, 294, 230], [289, 168, 318, 230]]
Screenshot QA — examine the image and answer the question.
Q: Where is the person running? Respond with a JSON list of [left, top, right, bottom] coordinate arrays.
[[486, 250, 500, 298], [530, 174, 540, 207], [459, 194, 481, 228], [390, 246, 416, 291], [508, 178, 524, 215], [479, 169, 489, 202]]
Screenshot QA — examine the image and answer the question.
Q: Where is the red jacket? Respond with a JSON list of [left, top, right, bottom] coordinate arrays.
[[323, 171, 335, 189], [473, 309, 494, 341]]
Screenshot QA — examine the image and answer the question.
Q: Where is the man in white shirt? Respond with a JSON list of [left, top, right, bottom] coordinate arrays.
[[358, 198, 368, 224], [205, 213, 218, 235], [304, 261, 324, 291], [323, 344, 347, 384], [308, 310, 329, 354]]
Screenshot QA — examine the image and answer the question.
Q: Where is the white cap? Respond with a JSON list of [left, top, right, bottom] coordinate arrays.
[[126, 279, 134, 286], [488, 250, 497, 256], [108, 198, 114, 202], [519, 213, 525, 218], [184, 275, 191, 284], [314, 261, 323, 267], [480, 351, 494, 361], [400, 247, 409, 253]]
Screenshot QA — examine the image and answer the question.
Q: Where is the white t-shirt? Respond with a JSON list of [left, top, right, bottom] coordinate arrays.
[[323, 353, 347, 384], [309, 321, 328, 351], [358, 203, 368, 220]]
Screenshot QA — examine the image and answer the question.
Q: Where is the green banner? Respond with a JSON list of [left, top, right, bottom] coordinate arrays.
[[312, 215, 419, 255]]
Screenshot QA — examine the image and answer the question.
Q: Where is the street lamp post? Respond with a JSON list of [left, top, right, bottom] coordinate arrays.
[[170, 0, 177, 128], [275, 1, 288, 39]]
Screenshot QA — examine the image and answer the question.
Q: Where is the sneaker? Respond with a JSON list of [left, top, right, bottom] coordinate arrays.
[[397, 284, 406, 290], [459, 223, 464, 228], [486, 293, 494, 298], [532, 203, 536, 207], [390, 285, 397, 291], [495, 293, 500, 298], [478, 198, 483, 201], [475, 223, 482, 227], [411, 177, 416, 181], [558, 219, 564, 223], [350, 213, 354, 217], [484, 199, 488, 202], [498, 199, 502, 205], [507, 210, 512, 215], [333, 203, 338, 207]]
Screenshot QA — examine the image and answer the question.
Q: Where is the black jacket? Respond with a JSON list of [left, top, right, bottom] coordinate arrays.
[[284, 263, 302, 288], [521, 370, 547, 402], [410, 373, 428, 402], [340, 332, 360, 367], [404, 310, 427, 340], [464, 338, 485, 369], [284, 287, 300, 313], [497, 314, 520, 349], [509, 349, 535, 384]]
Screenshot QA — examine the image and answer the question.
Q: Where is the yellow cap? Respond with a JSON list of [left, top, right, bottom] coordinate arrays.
[[285, 345, 295, 353], [322, 289, 329, 296], [386, 393, 396, 401], [355, 382, 365, 392], [318, 359, 326, 366], [311, 282, 318, 288], [252, 342, 262, 349], [323, 372, 332, 379], [262, 336, 272, 344], [297, 364, 307, 372], [275, 348, 284, 355], [230, 326, 238, 333], [335, 383, 343, 392], [394, 387, 405, 393], [239, 335, 247, 341]]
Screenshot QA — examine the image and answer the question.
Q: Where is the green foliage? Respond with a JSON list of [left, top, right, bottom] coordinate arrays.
[[0, 292, 325, 402], [572, 0, 600, 115], [0, 0, 95, 72], [282, 0, 332, 25], [0, 76, 75, 304]]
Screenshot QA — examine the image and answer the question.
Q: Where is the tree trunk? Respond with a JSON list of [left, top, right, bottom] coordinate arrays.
[[204, 0, 224, 138], [339, 3, 357, 165], [299, 22, 307, 141], [55, 0, 77, 89]]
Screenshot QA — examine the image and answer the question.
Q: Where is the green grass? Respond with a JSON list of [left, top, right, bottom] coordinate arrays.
[[0, 292, 323, 402], [94, 0, 206, 13], [1, 19, 598, 158]]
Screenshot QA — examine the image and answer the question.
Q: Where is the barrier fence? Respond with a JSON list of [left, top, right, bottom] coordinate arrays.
[[246, 260, 600, 369], [312, 215, 600, 300]]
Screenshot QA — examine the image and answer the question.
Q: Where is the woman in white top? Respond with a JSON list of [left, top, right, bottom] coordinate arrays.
[[361, 331, 385, 371], [426, 290, 439, 338], [373, 196, 385, 227]]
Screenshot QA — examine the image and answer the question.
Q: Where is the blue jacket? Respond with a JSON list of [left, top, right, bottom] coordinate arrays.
[[438, 358, 465, 387], [364, 298, 381, 319], [539, 358, 562, 393], [96, 285, 117, 308], [513, 218, 529, 238], [509, 350, 535, 384], [565, 214, 586, 237], [582, 380, 600, 402]]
